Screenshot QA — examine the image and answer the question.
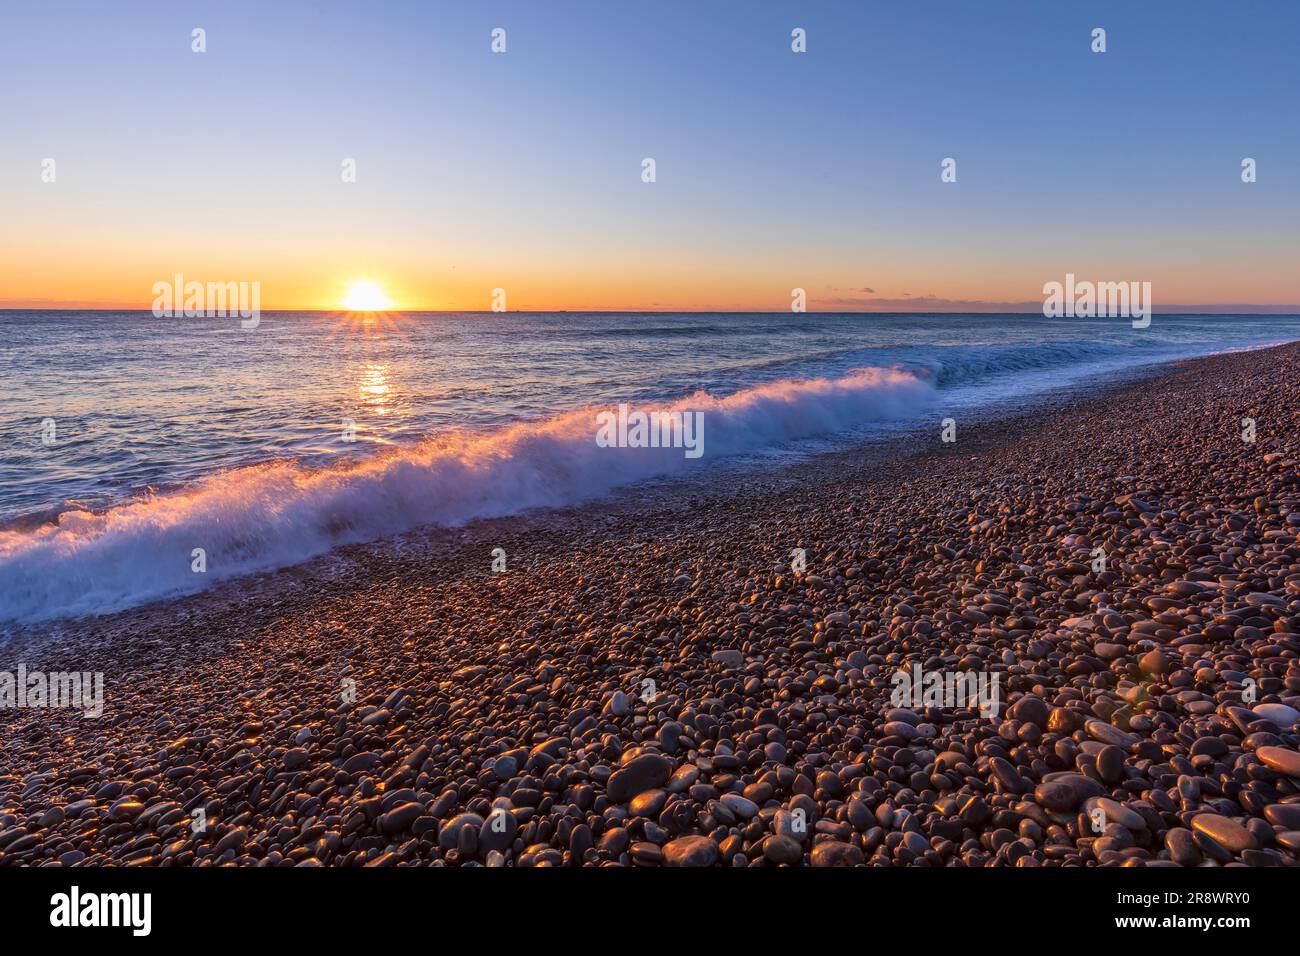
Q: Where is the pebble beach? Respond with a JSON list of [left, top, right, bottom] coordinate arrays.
[[2, 342, 1298, 868]]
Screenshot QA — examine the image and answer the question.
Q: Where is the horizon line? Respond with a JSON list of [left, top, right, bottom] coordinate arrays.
[[3, 306, 1300, 316]]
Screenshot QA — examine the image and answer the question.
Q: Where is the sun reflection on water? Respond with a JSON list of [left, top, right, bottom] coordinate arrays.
[[358, 363, 391, 415]]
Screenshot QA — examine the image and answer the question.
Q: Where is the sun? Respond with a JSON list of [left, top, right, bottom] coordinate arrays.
[[340, 279, 394, 312]]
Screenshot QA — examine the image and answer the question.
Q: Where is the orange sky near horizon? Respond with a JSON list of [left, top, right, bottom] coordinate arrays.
[[3, 224, 1299, 313], [4, 274, 1299, 315], [4, 3, 1300, 315], [3, 187, 1298, 313]]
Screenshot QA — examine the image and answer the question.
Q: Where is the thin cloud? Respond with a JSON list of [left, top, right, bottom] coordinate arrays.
[[815, 294, 1300, 313]]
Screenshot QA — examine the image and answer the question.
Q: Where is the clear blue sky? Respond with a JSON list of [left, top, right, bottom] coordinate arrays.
[[1, 0, 1297, 309]]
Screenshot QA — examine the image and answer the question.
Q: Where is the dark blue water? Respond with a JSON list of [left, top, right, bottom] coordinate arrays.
[[1, 310, 1295, 622]]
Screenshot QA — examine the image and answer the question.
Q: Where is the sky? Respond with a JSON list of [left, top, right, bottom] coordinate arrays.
[[1, 0, 1297, 311]]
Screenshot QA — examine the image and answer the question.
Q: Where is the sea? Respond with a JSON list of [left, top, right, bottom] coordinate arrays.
[[1, 310, 1296, 623]]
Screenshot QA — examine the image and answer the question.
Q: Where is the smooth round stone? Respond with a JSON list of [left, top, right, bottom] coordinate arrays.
[[107, 800, 144, 822], [710, 650, 744, 669], [629, 788, 668, 818], [1034, 773, 1103, 811], [663, 835, 719, 867], [1225, 707, 1256, 734], [810, 840, 864, 867], [568, 824, 593, 859], [990, 757, 1025, 791], [607, 754, 671, 803], [1048, 707, 1083, 733], [1165, 828, 1201, 866], [630, 842, 664, 865], [1008, 695, 1050, 728], [720, 793, 758, 819], [377, 801, 422, 835], [597, 828, 629, 856], [478, 809, 518, 854], [1275, 831, 1300, 853], [935, 751, 966, 772], [1263, 804, 1300, 830], [1193, 830, 1234, 863], [665, 764, 699, 793], [883, 721, 920, 740], [1252, 704, 1300, 727], [1096, 745, 1125, 783], [751, 779, 781, 804], [1139, 650, 1169, 675], [378, 787, 419, 812], [519, 844, 565, 867], [340, 751, 382, 774], [1084, 797, 1145, 831], [811, 675, 840, 694], [773, 808, 810, 841], [901, 831, 930, 857], [1034, 781, 1077, 811], [1256, 747, 1300, 777], [1190, 736, 1229, 758], [437, 812, 485, 850], [656, 722, 684, 751], [959, 795, 992, 828], [39, 807, 65, 828], [1192, 813, 1256, 854], [1086, 719, 1138, 748], [762, 834, 803, 865]]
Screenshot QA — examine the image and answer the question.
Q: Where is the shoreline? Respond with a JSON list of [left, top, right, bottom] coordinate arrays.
[[0, 341, 1245, 632], [1, 342, 1297, 867]]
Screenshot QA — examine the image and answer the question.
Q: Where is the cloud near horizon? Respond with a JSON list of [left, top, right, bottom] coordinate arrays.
[[815, 294, 1300, 314]]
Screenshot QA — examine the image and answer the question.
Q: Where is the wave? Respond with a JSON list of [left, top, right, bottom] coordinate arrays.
[[666, 339, 1194, 398], [910, 341, 1145, 387], [0, 367, 932, 624]]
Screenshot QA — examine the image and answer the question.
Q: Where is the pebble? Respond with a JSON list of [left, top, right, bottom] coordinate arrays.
[[1252, 703, 1300, 728], [1191, 813, 1257, 854], [2, 343, 1297, 871], [1257, 747, 1300, 777], [663, 836, 719, 867], [1085, 720, 1137, 749], [710, 650, 744, 669], [810, 841, 864, 867], [762, 835, 802, 865], [1165, 828, 1201, 867], [607, 754, 671, 803]]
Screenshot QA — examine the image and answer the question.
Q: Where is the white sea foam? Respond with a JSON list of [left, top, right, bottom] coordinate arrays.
[[0, 367, 932, 623]]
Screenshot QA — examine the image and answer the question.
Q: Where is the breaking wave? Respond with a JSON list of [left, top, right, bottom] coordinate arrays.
[[0, 367, 932, 623]]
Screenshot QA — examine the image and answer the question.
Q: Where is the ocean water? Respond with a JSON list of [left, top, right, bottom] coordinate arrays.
[[1, 310, 1296, 623]]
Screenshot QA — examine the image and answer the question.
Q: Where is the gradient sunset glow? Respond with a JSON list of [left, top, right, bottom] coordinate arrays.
[[1, 0, 1298, 313], [340, 280, 394, 312]]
